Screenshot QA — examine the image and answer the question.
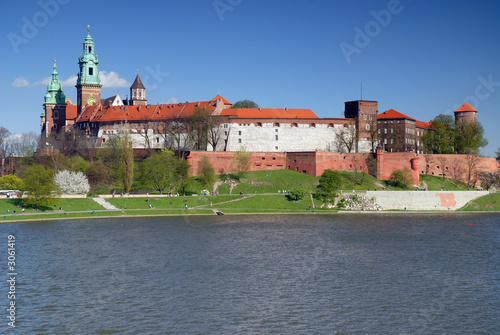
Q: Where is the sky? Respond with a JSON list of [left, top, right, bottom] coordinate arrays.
[[1, 0, 499, 156]]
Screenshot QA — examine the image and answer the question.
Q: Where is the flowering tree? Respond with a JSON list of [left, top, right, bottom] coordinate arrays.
[[54, 170, 90, 195]]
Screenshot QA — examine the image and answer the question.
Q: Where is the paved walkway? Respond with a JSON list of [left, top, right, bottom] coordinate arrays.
[[92, 197, 119, 210]]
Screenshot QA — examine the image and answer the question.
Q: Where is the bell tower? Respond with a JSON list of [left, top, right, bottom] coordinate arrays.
[[41, 58, 66, 137], [129, 72, 147, 106], [76, 25, 102, 115]]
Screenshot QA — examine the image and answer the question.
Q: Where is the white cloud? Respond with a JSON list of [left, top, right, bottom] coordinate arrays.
[[34, 77, 50, 86], [100, 71, 131, 88], [165, 97, 179, 104], [12, 77, 30, 87], [62, 75, 77, 86]]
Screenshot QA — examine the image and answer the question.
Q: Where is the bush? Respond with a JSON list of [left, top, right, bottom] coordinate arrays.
[[315, 169, 341, 202], [389, 168, 414, 189], [286, 188, 304, 201]]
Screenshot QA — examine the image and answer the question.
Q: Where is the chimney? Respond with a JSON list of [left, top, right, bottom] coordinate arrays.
[[285, 107, 288, 111]]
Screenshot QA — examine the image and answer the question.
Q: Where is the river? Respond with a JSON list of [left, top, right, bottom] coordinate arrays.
[[1, 213, 499, 334]]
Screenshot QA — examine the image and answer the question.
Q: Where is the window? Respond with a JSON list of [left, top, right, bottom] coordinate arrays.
[[366, 124, 370, 130], [257, 122, 262, 127], [224, 131, 228, 136], [291, 123, 298, 127], [238, 131, 242, 135], [274, 123, 280, 127], [384, 139, 387, 144], [363, 115, 367, 120], [275, 146, 278, 150], [89, 46, 92, 53], [156, 138, 159, 143], [391, 139, 394, 144], [378, 129, 381, 134], [89, 67, 93, 76], [275, 135, 279, 140], [275, 129, 278, 132], [139, 91, 142, 98], [133, 92, 136, 98], [384, 128, 387, 134], [391, 128, 393, 134], [310, 123, 316, 128], [53, 124, 57, 130], [328, 123, 334, 128], [53, 110, 59, 119], [238, 139, 241, 143]]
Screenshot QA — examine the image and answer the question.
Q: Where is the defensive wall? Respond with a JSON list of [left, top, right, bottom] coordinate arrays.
[[187, 151, 498, 187], [367, 190, 490, 210]]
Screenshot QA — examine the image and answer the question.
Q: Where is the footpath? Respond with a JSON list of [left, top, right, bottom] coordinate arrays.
[[92, 197, 119, 210]]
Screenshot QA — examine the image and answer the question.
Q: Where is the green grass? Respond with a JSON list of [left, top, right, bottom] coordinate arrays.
[[106, 195, 242, 210], [0, 198, 105, 214], [214, 194, 315, 210], [419, 174, 468, 191], [459, 192, 500, 211], [217, 169, 319, 194]]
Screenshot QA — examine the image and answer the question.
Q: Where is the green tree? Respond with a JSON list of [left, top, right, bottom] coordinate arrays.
[[454, 121, 488, 154], [66, 156, 90, 173], [389, 167, 414, 189], [422, 114, 455, 154], [139, 150, 178, 194], [98, 124, 134, 193], [176, 158, 192, 196], [198, 155, 216, 188], [22, 165, 59, 208], [233, 145, 251, 178], [286, 188, 304, 201], [231, 100, 259, 109], [316, 169, 341, 202], [0, 175, 24, 190]]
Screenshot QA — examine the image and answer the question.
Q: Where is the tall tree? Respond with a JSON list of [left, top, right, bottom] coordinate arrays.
[[422, 115, 455, 154], [335, 125, 356, 153], [0, 127, 12, 157], [233, 145, 251, 178], [197, 155, 216, 188], [231, 100, 259, 109], [22, 165, 60, 208], [176, 158, 191, 196], [98, 123, 134, 193], [455, 121, 488, 154], [139, 150, 178, 194], [189, 107, 210, 151]]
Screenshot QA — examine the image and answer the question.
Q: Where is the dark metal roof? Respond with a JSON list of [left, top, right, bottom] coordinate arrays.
[[130, 73, 145, 89]]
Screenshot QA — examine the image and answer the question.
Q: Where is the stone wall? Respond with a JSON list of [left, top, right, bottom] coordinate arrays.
[[367, 190, 489, 210]]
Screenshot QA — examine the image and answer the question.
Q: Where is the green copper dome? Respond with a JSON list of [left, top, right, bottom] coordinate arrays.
[[76, 25, 102, 86], [44, 59, 66, 105]]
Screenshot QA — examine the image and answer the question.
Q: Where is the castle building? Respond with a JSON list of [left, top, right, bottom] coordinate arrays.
[[42, 27, 484, 157], [377, 109, 432, 154]]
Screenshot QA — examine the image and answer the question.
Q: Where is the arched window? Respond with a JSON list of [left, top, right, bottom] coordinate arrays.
[[310, 123, 316, 128], [291, 122, 298, 127], [328, 123, 334, 128], [273, 122, 280, 127], [257, 122, 262, 127]]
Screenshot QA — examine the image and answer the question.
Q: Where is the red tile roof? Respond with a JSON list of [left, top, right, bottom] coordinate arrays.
[[454, 102, 477, 112], [75, 99, 221, 123], [378, 109, 415, 120], [211, 94, 232, 105], [415, 120, 432, 129], [66, 104, 78, 120], [220, 108, 318, 119]]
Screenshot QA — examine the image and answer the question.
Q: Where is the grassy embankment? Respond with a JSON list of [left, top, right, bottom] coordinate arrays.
[[0, 170, 495, 221]]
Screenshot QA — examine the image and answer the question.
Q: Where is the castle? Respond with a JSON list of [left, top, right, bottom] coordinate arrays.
[[39, 28, 496, 186]]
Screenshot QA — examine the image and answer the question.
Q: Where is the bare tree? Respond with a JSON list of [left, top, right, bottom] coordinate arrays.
[[436, 155, 448, 180], [479, 171, 500, 191], [466, 152, 479, 189], [138, 117, 154, 157], [0, 127, 12, 157], [207, 115, 224, 151], [335, 125, 356, 153]]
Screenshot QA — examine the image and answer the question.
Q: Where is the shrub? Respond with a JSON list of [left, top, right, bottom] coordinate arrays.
[[286, 188, 304, 201]]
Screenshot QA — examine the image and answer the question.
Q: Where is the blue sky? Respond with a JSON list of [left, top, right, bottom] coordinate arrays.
[[2, 0, 499, 156]]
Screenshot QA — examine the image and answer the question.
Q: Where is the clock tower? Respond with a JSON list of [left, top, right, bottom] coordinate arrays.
[[76, 25, 102, 115]]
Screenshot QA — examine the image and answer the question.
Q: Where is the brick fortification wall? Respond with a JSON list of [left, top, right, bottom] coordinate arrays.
[[187, 151, 286, 176], [187, 151, 498, 187]]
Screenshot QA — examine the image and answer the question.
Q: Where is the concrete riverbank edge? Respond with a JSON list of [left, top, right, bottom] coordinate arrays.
[[1, 209, 499, 224]]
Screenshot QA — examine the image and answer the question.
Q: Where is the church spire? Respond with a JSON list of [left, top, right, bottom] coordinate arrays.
[[76, 25, 102, 113], [44, 58, 66, 105]]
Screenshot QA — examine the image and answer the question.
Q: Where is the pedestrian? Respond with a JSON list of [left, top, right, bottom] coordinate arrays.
[[184, 204, 188, 210]]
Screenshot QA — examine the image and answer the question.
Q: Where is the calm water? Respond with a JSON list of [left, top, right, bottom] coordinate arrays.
[[1, 213, 499, 334]]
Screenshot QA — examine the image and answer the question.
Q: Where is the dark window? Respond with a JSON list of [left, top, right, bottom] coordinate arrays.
[[89, 67, 93, 76]]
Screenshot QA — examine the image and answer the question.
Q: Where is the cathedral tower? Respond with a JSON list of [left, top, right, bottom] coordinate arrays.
[[41, 58, 66, 137], [129, 72, 147, 105], [76, 26, 102, 115]]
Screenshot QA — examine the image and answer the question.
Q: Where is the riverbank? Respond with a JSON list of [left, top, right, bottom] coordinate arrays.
[[0, 191, 498, 223]]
